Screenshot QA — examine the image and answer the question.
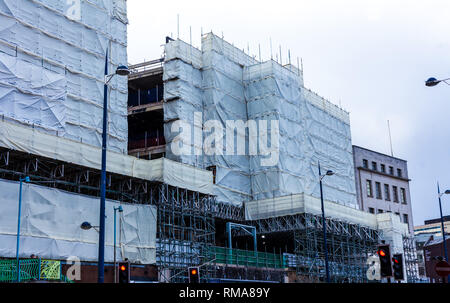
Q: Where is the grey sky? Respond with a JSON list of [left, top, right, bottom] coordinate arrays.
[[127, 0, 450, 226]]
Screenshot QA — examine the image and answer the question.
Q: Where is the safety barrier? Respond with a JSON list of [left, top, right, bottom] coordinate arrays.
[[205, 247, 286, 269], [0, 259, 72, 283]]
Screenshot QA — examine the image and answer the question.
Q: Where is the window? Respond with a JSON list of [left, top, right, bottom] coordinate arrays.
[[389, 166, 394, 175], [207, 166, 217, 184], [369, 208, 375, 214], [397, 169, 403, 178], [366, 180, 373, 197], [384, 184, 391, 201], [375, 182, 382, 199], [372, 162, 378, 171], [393, 186, 399, 203], [378, 209, 384, 214], [403, 214, 409, 225], [400, 188, 407, 204], [395, 212, 400, 217], [363, 159, 368, 169], [381, 164, 386, 173]]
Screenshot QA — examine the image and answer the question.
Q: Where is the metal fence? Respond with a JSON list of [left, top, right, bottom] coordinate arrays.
[[0, 259, 72, 283], [205, 246, 286, 269]]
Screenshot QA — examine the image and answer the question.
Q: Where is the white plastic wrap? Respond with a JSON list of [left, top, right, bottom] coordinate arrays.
[[0, 119, 214, 195], [0, 0, 128, 152], [163, 33, 357, 208], [0, 179, 156, 264], [245, 193, 378, 228]]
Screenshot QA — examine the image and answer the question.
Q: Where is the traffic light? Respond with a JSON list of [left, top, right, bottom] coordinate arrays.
[[118, 261, 130, 283], [377, 244, 392, 277], [188, 267, 200, 283], [392, 254, 404, 281]]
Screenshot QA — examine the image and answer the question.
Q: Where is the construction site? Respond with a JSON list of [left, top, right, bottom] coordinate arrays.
[[0, 0, 419, 283]]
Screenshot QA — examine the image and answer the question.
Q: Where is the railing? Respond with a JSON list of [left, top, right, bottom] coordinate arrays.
[[205, 247, 286, 269], [0, 259, 73, 283]]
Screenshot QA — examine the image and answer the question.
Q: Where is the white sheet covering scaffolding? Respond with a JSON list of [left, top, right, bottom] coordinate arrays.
[[0, 0, 129, 152], [245, 193, 378, 228], [163, 33, 357, 208], [0, 118, 214, 195], [0, 178, 156, 264]]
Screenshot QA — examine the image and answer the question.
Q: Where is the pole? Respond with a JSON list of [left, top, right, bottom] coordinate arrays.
[[98, 50, 109, 283], [438, 183, 449, 283], [319, 162, 331, 283], [16, 179, 24, 282], [114, 208, 117, 284]]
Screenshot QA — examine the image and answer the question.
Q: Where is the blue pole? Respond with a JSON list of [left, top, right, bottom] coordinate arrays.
[[227, 223, 232, 249], [16, 179, 23, 282], [319, 162, 331, 283], [114, 207, 117, 283], [98, 50, 109, 283], [253, 229, 257, 252], [438, 183, 449, 283]]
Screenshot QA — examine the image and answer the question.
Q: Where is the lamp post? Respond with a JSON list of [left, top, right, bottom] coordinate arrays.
[[425, 77, 450, 87], [318, 162, 335, 283], [16, 176, 30, 282], [437, 183, 450, 283], [425, 77, 450, 282], [113, 205, 123, 283], [98, 51, 129, 283]]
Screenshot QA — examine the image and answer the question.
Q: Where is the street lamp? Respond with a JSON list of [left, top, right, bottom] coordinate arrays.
[[80, 222, 100, 232], [437, 183, 450, 283], [98, 51, 129, 283], [16, 176, 30, 282], [425, 77, 450, 87], [113, 205, 123, 283], [318, 162, 335, 283]]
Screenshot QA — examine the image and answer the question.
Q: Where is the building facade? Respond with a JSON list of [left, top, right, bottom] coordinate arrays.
[[423, 237, 450, 283], [415, 216, 450, 237], [353, 146, 414, 234]]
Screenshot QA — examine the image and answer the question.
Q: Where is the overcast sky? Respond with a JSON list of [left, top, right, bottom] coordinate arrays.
[[127, 0, 450, 226]]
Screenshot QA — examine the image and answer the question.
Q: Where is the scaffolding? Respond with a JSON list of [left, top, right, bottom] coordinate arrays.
[[0, 146, 383, 283], [403, 236, 420, 283], [155, 184, 216, 283], [251, 213, 379, 283]]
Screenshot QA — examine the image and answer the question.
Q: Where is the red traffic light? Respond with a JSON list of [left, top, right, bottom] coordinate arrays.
[[378, 250, 386, 257], [120, 265, 126, 271], [393, 258, 399, 264], [188, 266, 200, 283]]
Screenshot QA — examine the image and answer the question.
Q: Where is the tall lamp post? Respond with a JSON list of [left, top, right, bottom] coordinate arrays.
[[113, 205, 123, 283], [318, 162, 335, 283], [425, 76, 450, 282], [425, 77, 450, 87], [437, 184, 450, 283], [16, 176, 30, 282], [98, 51, 130, 283]]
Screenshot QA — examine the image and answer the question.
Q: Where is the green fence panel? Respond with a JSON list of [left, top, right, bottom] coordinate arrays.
[[0, 259, 71, 283]]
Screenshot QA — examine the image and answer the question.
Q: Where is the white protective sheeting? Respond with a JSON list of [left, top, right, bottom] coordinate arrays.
[[245, 193, 378, 228], [0, 179, 156, 264], [0, 0, 128, 152], [163, 33, 357, 208], [0, 119, 214, 195], [376, 213, 410, 253]]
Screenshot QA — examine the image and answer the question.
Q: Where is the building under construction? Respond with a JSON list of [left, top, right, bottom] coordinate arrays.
[[0, 0, 417, 283], [125, 34, 415, 283]]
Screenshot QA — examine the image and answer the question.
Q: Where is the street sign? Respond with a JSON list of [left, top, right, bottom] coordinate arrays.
[[435, 261, 450, 277]]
